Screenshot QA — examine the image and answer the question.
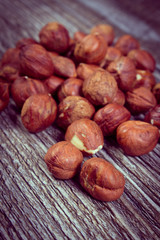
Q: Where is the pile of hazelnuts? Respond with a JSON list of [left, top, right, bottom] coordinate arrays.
[[0, 22, 160, 202]]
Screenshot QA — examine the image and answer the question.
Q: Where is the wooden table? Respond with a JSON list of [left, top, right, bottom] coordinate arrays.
[[0, 0, 160, 239]]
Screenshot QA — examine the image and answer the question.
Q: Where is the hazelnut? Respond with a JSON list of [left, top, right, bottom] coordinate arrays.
[[39, 22, 70, 53], [0, 64, 19, 82], [126, 87, 157, 115], [80, 157, 125, 201], [49, 54, 77, 78], [90, 24, 115, 45], [133, 70, 156, 89], [0, 48, 20, 67], [82, 68, 118, 106], [128, 49, 156, 72], [21, 93, 57, 133], [152, 83, 160, 104], [115, 34, 140, 55], [11, 76, 48, 108], [44, 141, 83, 179], [144, 105, 160, 128], [57, 96, 95, 129], [94, 103, 131, 136], [44, 75, 64, 95], [74, 33, 107, 64], [58, 77, 83, 102], [112, 88, 125, 106], [65, 118, 104, 155], [0, 82, 10, 112], [107, 56, 136, 92], [100, 46, 122, 68], [19, 44, 54, 80], [116, 120, 159, 156], [77, 63, 99, 81]]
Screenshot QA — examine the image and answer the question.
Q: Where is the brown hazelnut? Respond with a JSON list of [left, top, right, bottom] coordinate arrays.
[[19, 44, 54, 80], [16, 38, 38, 49], [76, 63, 100, 81], [133, 70, 156, 89], [65, 118, 104, 155], [44, 75, 64, 95], [94, 103, 131, 136], [57, 96, 95, 129], [58, 77, 83, 102], [80, 157, 125, 201], [107, 56, 136, 92], [21, 93, 57, 133], [11, 76, 48, 108], [39, 22, 70, 53], [100, 46, 122, 68], [126, 87, 157, 115], [82, 68, 118, 106], [116, 120, 159, 156], [74, 33, 107, 64], [112, 88, 125, 106], [0, 64, 19, 82], [44, 141, 83, 179], [49, 54, 77, 78], [144, 105, 160, 128], [115, 34, 140, 55], [152, 83, 160, 104], [0, 82, 10, 112], [90, 24, 115, 45], [128, 49, 156, 72], [0, 48, 20, 67]]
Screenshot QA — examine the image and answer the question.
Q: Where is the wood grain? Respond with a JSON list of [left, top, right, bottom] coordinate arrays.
[[0, 0, 160, 239]]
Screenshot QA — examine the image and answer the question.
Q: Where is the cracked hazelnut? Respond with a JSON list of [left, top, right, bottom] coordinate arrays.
[[0, 82, 10, 112], [19, 44, 54, 80], [90, 24, 115, 45], [128, 49, 156, 72], [49, 54, 77, 78], [65, 118, 104, 155], [21, 93, 57, 133], [80, 157, 125, 201], [44, 141, 83, 179], [39, 22, 70, 53], [94, 103, 131, 136], [11, 76, 48, 108], [126, 87, 157, 115], [115, 34, 140, 55], [82, 68, 118, 106], [58, 77, 83, 102], [57, 96, 95, 129], [107, 56, 136, 92], [144, 105, 160, 128], [117, 120, 159, 156], [133, 70, 156, 89], [74, 33, 107, 64]]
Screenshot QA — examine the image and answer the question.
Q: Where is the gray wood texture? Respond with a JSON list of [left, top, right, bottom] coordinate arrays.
[[0, 0, 160, 239]]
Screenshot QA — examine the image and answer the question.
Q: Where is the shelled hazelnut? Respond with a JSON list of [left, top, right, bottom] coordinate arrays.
[[57, 96, 95, 129], [0, 82, 10, 112], [44, 141, 83, 179], [76, 63, 100, 81], [82, 68, 118, 106], [144, 105, 160, 128], [133, 70, 156, 89], [90, 24, 115, 45], [152, 83, 160, 104], [94, 103, 131, 136], [115, 34, 140, 55], [80, 157, 125, 201], [44, 75, 64, 95], [65, 118, 104, 155], [100, 46, 122, 68], [21, 93, 57, 133], [116, 120, 159, 156]]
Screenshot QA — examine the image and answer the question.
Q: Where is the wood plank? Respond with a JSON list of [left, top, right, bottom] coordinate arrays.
[[0, 0, 160, 239]]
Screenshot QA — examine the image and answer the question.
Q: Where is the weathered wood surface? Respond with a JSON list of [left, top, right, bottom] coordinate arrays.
[[0, 0, 160, 239]]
